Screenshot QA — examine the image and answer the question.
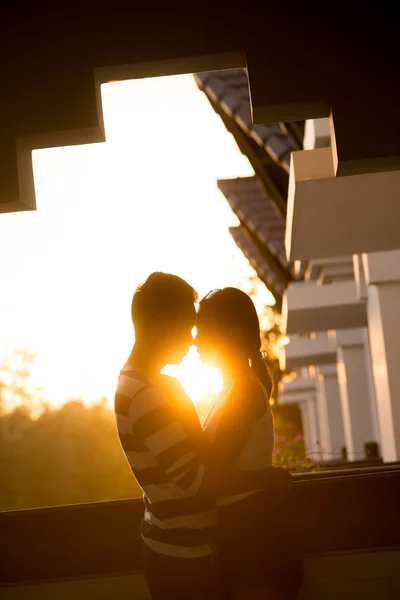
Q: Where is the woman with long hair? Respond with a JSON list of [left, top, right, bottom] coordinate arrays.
[[196, 288, 303, 600]]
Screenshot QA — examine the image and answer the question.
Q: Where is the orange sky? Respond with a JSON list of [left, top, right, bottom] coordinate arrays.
[[0, 74, 274, 408]]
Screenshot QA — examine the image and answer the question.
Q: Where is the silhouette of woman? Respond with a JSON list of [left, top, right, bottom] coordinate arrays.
[[196, 288, 303, 600]]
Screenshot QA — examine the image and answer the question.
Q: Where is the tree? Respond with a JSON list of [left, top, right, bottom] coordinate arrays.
[[0, 351, 142, 511], [0, 349, 45, 416], [0, 399, 143, 511]]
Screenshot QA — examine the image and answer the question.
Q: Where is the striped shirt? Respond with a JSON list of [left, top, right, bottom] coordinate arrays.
[[114, 365, 216, 558]]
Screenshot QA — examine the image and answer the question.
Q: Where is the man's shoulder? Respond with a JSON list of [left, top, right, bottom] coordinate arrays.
[[158, 375, 200, 423], [117, 368, 154, 394], [158, 375, 193, 404], [114, 369, 166, 417], [158, 374, 186, 396]]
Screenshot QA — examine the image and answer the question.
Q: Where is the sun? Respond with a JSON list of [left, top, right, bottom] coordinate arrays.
[[163, 346, 222, 405]]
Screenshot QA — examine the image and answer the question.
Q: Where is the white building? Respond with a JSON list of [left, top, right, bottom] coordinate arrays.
[[197, 74, 398, 465]]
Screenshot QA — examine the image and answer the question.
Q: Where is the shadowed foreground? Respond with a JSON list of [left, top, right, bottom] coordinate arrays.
[[1, 465, 400, 599]]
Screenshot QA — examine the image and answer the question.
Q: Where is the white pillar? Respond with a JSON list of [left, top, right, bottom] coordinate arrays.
[[362, 328, 381, 446], [301, 396, 320, 459], [315, 364, 346, 461], [279, 376, 321, 459], [332, 328, 378, 461], [299, 369, 321, 458], [298, 402, 312, 455], [352, 256, 381, 447], [363, 250, 400, 462], [353, 254, 368, 301]]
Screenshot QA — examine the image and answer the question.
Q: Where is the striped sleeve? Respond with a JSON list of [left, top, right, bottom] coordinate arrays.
[[128, 385, 205, 494]]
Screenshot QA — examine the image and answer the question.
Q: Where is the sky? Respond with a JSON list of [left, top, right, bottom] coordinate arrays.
[[0, 74, 274, 409]]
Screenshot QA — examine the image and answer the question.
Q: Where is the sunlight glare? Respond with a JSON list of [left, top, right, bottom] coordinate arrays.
[[163, 346, 222, 405], [0, 73, 266, 412]]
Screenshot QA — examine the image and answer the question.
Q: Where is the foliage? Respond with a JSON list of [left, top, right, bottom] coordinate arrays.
[[273, 434, 318, 473], [259, 305, 285, 403], [237, 273, 286, 402], [0, 350, 45, 416], [0, 399, 142, 512], [0, 339, 318, 514], [270, 406, 318, 473], [0, 351, 141, 512]]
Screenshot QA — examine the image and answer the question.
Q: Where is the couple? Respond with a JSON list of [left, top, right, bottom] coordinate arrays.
[[114, 272, 303, 599]]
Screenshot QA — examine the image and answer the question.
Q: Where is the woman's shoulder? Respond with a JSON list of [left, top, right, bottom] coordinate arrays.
[[228, 375, 267, 419], [234, 373, 265, 396]]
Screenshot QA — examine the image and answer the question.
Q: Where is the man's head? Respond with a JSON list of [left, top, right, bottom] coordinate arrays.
[[131, 272, 197, 365]]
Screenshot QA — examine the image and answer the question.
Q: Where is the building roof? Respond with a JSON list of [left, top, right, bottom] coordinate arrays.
[[218, 176, 289, 272], [229, 225, 287, 305], [195, 69, 303, 304], [221, 176, 296, 306], [195, 69, 299, 170], [194, 69, 303, 217]]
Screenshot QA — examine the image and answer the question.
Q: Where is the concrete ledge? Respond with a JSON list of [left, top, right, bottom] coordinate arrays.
[[282, 282, 367, 334], [362, 250, 400, 285], [285, 148, 400, 260], [282, 333, 336, 370]]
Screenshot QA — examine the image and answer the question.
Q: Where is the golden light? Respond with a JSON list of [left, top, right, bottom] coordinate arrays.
[[0, 73, 264, 413], [163, 346, 223, 405]]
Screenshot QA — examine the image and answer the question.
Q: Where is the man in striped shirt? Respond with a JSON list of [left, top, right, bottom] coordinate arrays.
[[114, 272, 223, 599], [115, 273, 271, 598]]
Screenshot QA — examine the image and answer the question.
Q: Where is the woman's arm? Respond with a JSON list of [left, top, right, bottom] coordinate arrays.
[[203, 377, 274, 495], [211, 377, 265, 468], [157, 374, 278, 499]]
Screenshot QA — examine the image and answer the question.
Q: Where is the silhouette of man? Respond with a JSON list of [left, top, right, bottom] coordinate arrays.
[[114, 272, 222, 599], [114, 272, 274, 599]]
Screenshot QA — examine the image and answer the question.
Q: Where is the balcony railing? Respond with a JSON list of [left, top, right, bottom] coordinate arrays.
[[1, 466, 400, 599]]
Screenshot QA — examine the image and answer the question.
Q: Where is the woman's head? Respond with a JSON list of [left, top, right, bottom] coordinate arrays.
[[196, 287, 272, 396], [196, 288, 262, 367]]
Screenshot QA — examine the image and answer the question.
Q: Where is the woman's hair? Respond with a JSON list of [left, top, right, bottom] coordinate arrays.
[[198, 288, 272, 397]]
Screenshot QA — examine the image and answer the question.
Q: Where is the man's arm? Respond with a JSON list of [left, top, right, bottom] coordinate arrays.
[[125, 379, 277, 500], [128, 384, 209, 496]]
